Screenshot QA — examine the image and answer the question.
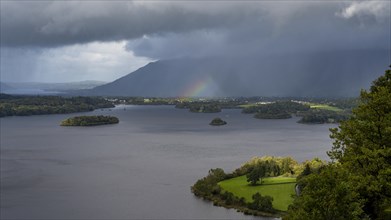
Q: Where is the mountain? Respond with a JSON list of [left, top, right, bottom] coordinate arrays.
[[87, 50, 389, 97]]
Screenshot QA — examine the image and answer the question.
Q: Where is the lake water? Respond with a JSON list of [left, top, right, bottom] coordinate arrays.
[[0, 105, 335, 219]]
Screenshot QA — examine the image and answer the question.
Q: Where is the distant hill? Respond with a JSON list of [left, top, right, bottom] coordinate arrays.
[[3, 81, 107, 95], [86, 50, 388, 97], [0, 82, 14, 93]]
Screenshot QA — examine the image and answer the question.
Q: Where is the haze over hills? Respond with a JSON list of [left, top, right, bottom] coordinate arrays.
[[0, 82, 14, 93], [87, 49, 389, 97], [1, 81, 106, 95]]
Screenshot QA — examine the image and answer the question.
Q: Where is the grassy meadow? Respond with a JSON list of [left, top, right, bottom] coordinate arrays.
[[218, 176, 296, 211]]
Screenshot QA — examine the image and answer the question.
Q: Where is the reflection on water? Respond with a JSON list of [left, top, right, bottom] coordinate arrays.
[[0, 105, 334, 219]]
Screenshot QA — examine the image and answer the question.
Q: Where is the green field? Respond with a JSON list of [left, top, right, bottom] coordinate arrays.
[[238, 103, 260, 108], [309, 104, 342, 112], [218, 176, 296, 211]]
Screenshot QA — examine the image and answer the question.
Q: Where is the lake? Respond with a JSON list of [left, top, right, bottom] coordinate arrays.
[[0, 105, 335, 219]]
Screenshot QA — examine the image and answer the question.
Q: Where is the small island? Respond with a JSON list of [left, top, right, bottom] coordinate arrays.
[[60, 115, 119, 126], [209, 117, 227, 126]]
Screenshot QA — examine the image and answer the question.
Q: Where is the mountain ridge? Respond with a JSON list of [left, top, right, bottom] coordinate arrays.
[[86, 50, 389, 97]]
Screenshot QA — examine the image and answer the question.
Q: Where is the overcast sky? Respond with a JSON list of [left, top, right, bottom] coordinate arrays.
[[1, 0, 390, 83]]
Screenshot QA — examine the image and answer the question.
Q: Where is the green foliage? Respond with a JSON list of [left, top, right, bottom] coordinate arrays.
[[281, 157, 296, 175], [192, 156, 302, 216], [328, 66, 391, 218], [122, 97, 177, 105], [329, 98, 359, 110], [219, 175, 296, 211], [191, 168, 227, 198], [297, 109, 350, 124], [192, 162, 298, 216], [249, 193, 274, 212], [296, 164, 312, 182], [209, 117, 227, 126], [285, 165, 364, 220], [247, 166, 265, 185], [176, 102, 222, 113], [254, 112, 292, 119], [241, 99, 355, 123], [189, 104, 221, 113], [242, 101, 309, 115], [309, 104, 343, 112], [234, 156, 323, 178], [294, 158, 326, 182], [0, 95, 114, 117], [242, 101, 312, 119], [286, 66, 391, 219], [246, 160, 281, 185], [60, 115, 119, 126]]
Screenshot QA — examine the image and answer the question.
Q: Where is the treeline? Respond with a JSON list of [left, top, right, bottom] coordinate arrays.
[[234, 156, 325, 180], [242, 101, 310, 114], [191, 156, 326, 217], [242, 101, 310, 119], [175, 99, 247, 113], [114, 97, 177, 105], [297, 109, 351, 124], [254, 112, 292, 119], [111, 97, 248, 108], [60, 115, 119, 126], [241, 100, 352, 123], [0, 94, 114, 117], [175, 102, 221, 113], [328, 98, 359, 110]]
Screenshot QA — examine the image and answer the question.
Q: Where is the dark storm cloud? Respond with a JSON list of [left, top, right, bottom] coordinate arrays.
[[1, 1, 261, 48], [2, 1, 389, 52], [1, 0, 390, 92], [126, 2, 389, 60], [120, 1, 390, 97]]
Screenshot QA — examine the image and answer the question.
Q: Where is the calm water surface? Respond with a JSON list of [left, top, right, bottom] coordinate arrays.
[[1, 105, 335, 219]]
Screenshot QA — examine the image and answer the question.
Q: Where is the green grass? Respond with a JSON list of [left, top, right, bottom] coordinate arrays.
[[238, 103, 259, 108], [218, 176, 296, 211], [309, 104, 342, 112]]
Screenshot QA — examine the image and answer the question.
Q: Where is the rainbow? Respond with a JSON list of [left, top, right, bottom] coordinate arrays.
[[182, 76, 217, 97]]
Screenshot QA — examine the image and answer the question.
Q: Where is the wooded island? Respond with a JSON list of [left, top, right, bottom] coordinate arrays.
[[60, 115, 119, 126]]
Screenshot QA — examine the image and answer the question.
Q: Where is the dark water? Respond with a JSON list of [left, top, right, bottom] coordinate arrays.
[[1, 105, 335, 219]]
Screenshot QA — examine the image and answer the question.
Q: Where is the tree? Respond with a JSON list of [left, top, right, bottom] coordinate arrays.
[[208, 168, 226, 182], [281, 157, 296, 174], [246, 165, 265, 185], [285, 66, 391, 219], [297, 164, 311, 181], [328, 66, 391, 218], [249, 192, 274, 212], [285, 165, 363, 220], [191, 168, 226, 198]]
